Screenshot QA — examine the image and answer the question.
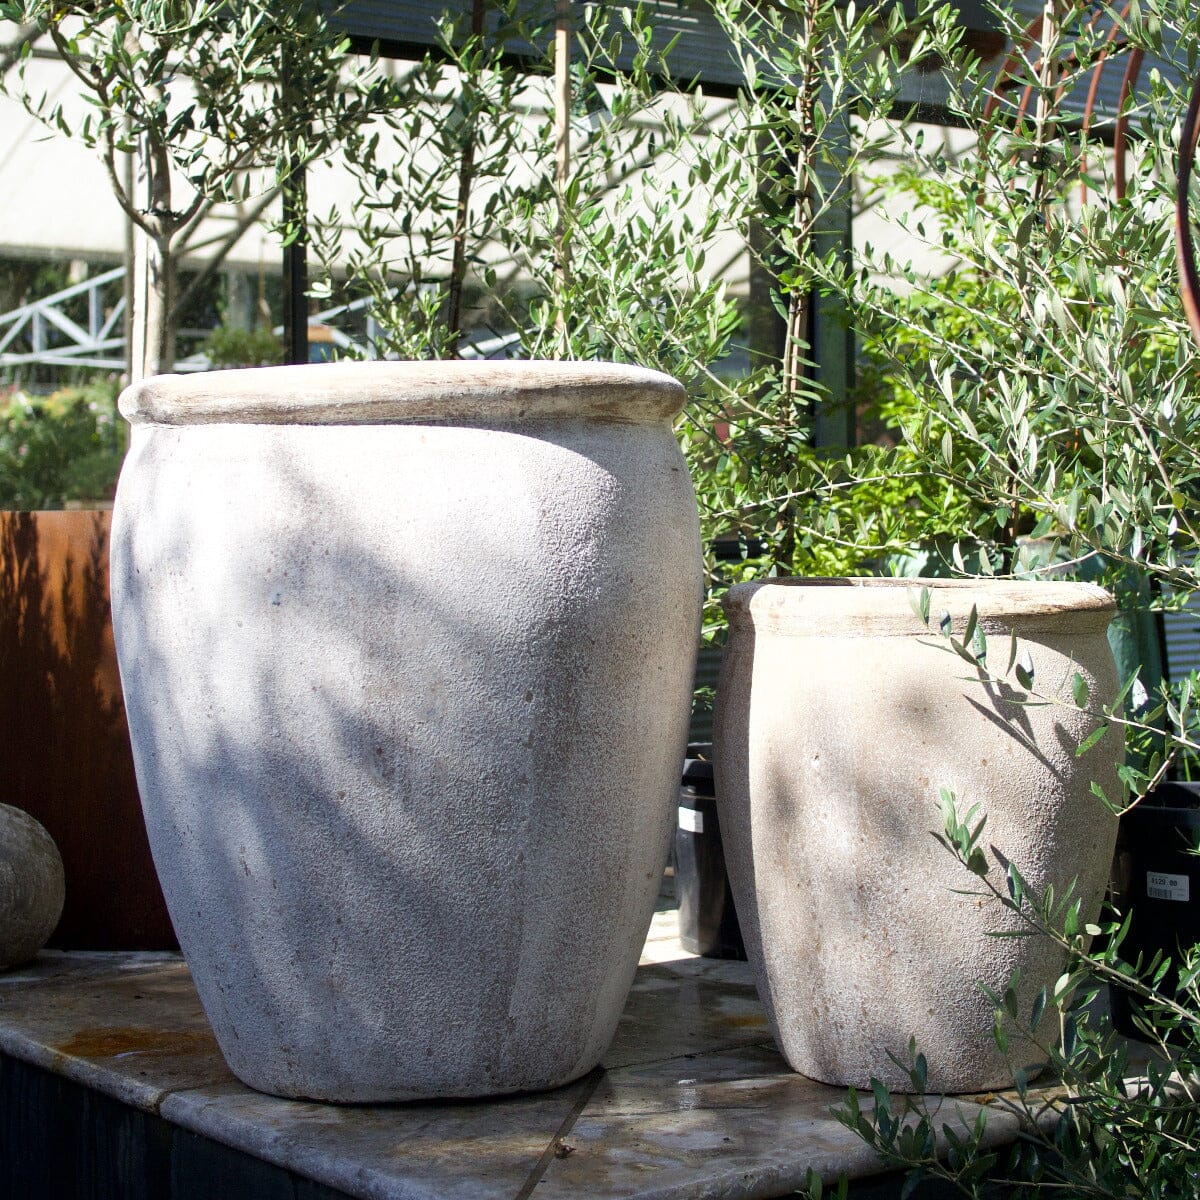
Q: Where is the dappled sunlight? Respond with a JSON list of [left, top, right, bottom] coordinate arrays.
[[111, 408, 701, 1100], [715, 591, 1120, 1093]]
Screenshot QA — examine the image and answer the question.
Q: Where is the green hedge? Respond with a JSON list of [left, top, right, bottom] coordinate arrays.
[[0, 383, 124, 509]]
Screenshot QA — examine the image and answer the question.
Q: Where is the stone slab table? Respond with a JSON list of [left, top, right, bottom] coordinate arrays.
[[0, 935, 1020, 1199]]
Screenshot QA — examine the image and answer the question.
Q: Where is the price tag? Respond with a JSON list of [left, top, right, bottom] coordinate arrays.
[[1146, 871, 1190, 902]]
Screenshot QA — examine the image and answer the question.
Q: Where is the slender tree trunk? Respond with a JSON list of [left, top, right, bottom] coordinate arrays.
[[123, 126, 136, 382], [130, 228, 175, 381], [130, 44, 178, 380], [1031, 0, 1060, 209], [774, 0, 823, 576], [148, 234, 176, 376], [781, 0, 821, 404]]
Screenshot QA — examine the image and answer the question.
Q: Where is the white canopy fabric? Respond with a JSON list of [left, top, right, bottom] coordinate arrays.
[[0, 51, 284, 270]]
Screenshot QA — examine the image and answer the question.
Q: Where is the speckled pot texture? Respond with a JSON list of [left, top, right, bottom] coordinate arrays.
[[111, 361, 703, 1103], [0, 803, 65, 969], [713, 579, 1122, 1094]]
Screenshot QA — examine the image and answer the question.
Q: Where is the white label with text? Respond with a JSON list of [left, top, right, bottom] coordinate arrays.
[[1147, 871, 1190, 902]]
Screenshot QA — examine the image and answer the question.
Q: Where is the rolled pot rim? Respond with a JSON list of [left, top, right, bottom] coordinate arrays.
[[119, 360, 687, 427], [722, 577, 1116, 636]]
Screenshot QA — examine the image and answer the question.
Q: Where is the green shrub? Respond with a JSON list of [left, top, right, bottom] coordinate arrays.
[[201, 324, 283, 369], [0, 382, 125, 509]]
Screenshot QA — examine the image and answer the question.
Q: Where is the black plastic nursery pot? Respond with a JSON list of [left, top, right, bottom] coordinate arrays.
[[1109, 781, 1200, 1040], [675, 746, 746, 960]]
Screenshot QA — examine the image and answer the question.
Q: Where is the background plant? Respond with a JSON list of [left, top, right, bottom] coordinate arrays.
[[838, 0, 1200, 593], [312, 1, 740, 383], [201, 322, 283, 370], [0, 381, 123, 507], [680, 0, 973, 586]]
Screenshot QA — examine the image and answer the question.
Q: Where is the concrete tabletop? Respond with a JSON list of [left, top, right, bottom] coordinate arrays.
[[0, 914, 1019, 1200]]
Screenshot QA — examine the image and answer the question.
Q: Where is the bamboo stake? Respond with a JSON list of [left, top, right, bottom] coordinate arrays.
[[554, 0, 571, 342], [448, 0, 488, 356]]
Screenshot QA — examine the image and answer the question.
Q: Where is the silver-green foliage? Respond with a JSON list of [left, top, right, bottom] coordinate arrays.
[[312, 0, 738, 393], [843, 0, 1200, 591], [681, 0, 963, 580]]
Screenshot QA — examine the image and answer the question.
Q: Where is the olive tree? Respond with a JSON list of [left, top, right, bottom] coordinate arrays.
[[0, 0, 394, 377], [798, 0, 1200, 1192]]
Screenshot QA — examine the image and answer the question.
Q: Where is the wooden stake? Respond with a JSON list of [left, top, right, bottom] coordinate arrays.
[[554, 0, 571, 338]]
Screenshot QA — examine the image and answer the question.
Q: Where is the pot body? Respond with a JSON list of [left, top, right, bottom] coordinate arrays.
[[110, 361, 702, 1102], [714, 578, 1121, 1093]]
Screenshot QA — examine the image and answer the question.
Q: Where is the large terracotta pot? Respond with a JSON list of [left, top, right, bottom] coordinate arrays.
[[111, 361, 703, 1102], [714, 578, 1122, 1093]]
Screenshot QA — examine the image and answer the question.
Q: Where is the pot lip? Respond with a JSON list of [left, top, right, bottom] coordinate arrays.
[[118, 360, 686, 427], [722, 577, 1116, 636]]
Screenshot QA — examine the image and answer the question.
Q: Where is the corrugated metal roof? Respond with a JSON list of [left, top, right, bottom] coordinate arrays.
[[332, 1, 745, 86], [330, 1, 998, 89], [1163, 601, 1200, 680], [1164, 555, 1200, 681]]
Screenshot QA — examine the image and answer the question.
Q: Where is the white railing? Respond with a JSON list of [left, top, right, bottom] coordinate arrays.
[[0, 269, 377, 373], [0, 266, 130, 371]]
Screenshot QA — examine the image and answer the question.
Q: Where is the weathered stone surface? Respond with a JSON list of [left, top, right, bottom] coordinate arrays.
[[110, 361, 704, 1102], [0, 803, 65, 969], [0, 946, 1023, 1199], [714, 578, 1123, 1093]]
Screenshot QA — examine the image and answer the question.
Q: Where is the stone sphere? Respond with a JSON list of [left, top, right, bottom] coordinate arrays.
[[0, 804, 65, 969]]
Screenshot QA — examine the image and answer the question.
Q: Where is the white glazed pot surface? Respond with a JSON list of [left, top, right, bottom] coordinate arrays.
[[714, 578, 1122, 1093], [111, 361, 703, 1102]]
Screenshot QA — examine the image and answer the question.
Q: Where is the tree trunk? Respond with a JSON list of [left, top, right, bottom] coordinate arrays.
[[129, 63, 177, 381], [148, 233, 175, 376], [130, 228, 175, 380]]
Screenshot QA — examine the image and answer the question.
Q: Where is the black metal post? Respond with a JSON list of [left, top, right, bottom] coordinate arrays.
[[282, 178, 309, 366], [281, 44, 308, 367]]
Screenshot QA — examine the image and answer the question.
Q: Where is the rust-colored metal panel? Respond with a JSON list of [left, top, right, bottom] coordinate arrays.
[[0, 511, 176, 949]]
